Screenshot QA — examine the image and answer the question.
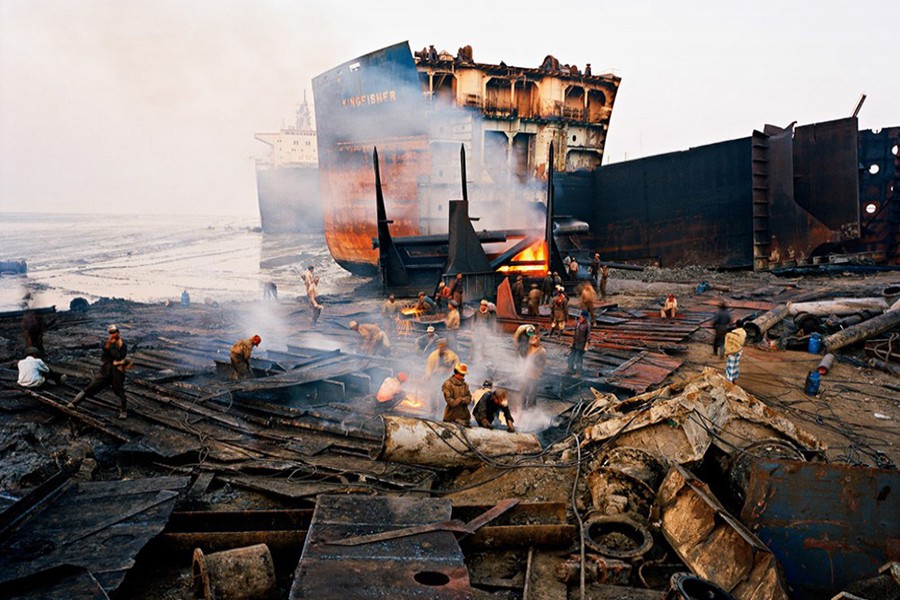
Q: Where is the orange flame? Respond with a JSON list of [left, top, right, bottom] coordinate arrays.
[[497, 240, 548, 275], [400, 395, 425, 410]]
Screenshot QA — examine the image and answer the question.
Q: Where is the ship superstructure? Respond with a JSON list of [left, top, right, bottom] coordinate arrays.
[[254, 95, 322, 233], [312, 42, 620, 274]]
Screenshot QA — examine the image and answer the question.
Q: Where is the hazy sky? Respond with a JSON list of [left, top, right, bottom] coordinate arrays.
[[1, 0, 897, 217]]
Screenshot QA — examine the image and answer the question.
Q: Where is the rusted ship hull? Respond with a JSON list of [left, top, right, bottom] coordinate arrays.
[[313, 42, 620, 275], [313, 42, 898, 275], [555, 119, 900, 269]]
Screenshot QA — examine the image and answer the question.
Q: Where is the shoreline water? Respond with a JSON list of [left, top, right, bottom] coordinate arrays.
[[0, 212, 359, 312]]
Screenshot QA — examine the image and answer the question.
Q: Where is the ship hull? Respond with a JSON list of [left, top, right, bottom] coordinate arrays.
[[256, 166, 322, 234]]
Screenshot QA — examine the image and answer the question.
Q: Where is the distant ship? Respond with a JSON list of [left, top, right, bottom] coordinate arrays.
[[254, 94, 322, 233], [312, 42, 620, 274]]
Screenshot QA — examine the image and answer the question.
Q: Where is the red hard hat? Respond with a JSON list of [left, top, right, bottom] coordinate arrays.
[[251, 335, 261, 344]]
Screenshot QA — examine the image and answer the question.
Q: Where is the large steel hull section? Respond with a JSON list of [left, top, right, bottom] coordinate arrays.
[[313, 43, 431, 273], [256, 166, 322, 234], [740, 459, 900, 598]]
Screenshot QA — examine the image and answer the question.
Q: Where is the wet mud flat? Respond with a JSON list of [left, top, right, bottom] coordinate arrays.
[[0, 269, 898, 599]]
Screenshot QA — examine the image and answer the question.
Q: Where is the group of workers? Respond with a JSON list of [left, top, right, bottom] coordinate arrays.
[[26, 254, 746, 429]]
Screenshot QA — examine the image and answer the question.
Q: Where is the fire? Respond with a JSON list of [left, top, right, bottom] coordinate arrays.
[[497, 240, 548, 275], [399, 395, 426, 411], [401, 307, 422, 317]]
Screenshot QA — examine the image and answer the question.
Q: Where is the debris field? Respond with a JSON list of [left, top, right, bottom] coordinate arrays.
[[0, 268, 898, 599]]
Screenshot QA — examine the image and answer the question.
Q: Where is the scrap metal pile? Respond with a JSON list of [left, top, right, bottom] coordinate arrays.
[[0, 275, 897, 599]]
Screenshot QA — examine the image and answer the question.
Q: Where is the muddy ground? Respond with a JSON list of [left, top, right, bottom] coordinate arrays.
[[0, 266, 898, 599]]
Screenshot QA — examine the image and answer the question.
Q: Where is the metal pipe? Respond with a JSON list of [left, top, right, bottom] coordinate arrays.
[[823, 298, 900, 353], [787, 297, 888, 317], [379, 415, 542, 468], [816, 354, 835, 375], [744, 305, 790, 342], [192, 544, 276, 600], [867, 357, 900, 376]]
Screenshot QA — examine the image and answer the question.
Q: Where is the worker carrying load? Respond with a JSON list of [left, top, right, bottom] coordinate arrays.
[[513, 324, 537, 358], [724, 327, 747, 383], [473, 381, 515, 432]]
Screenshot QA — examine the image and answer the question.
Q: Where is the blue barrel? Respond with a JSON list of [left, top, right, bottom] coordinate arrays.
[[805, 370, 821, 396], [808, 333, 822, 354]]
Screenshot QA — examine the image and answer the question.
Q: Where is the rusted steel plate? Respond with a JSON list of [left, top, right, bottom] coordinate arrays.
[[0, 565, 109, 600], [658, 465, 789, 600], [606, 351, 682, 393], [740, 459, 900, 598], [0, 476, 189, 593], [290, 495, 478, 599]]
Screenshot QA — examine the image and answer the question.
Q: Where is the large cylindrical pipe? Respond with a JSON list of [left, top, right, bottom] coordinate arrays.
[[744, 305, 790, 342], [823, 298, 900, 353], [787, 297, 888, 317], [379, 415, 542, 468], [192, 544, 276, 600]]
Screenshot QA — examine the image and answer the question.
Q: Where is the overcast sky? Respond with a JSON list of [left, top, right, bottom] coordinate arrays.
[[1, 0, 897, 217]]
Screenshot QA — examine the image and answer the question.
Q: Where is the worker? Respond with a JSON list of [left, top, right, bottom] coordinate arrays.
[[473, 384, 515, 432], [513, 324, 536, 358], [512, 275, 526, 315], [382, 294, 399, 333], [415, 291, 436, 314], [228, 334, 261, 381], [589, 254, 601, 289], [522, 335, 547, 409], [526, 284, 542, 316], [436, 281, 451, 311], [17, 346, 66, 388], [375, 372, 408, 409], [442, 362, 472, 426], [302, 265, 315, 295], [449, 273, 464, 306], [661, 294, 678, 318], [21, 309, 47, 359], [567, 310, 591, 376], [263, 281, 278, 300], [724, 327, 747, 383], [541, 272, 554, 305], [473, 299, 496, 331], [445, 300, 460, 351], [712, 301, 733, 357], [416, 325, 440, 354], [549, 286, 568, 337], [424, 339, 459, 382], [599, 265, 609, 298], [553, 271, 563, 288], [308, 276, 323, 326], [581, 282, 598, 326], [472, 299, 496, 360], [349, 321, 391, 356], [68, 324, 130, 419], [180, 290, 191, 307], [568, 256, 579, 281]]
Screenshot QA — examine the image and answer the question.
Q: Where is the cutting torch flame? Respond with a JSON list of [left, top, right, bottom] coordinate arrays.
[[497, 240, 548, 275]]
